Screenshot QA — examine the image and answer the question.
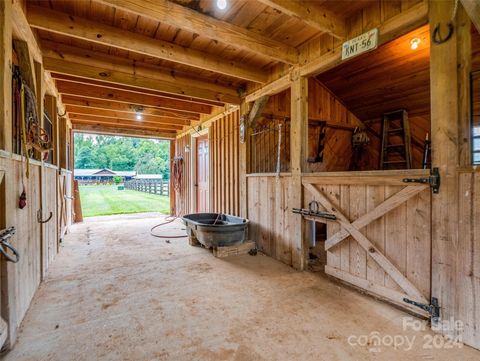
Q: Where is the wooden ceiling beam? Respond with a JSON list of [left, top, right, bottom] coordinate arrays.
[[73, 123, 176, 140], [66, 106, 189, 127], [61, 95, 199, 121], [55, 80, 212, 114], [41, 43, 241, 105], [97, 0, 298, 64], [51, 73, 223, 107], [27, 5, 267, 83], [256, 0, 345, 39], [70, 115, 183, 131]]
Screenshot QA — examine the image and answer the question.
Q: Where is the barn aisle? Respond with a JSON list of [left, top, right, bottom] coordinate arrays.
[[3, 217, 479, 361]]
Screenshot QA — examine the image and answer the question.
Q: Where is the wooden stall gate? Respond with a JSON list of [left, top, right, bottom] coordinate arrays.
[[303, 170, 433, 317]]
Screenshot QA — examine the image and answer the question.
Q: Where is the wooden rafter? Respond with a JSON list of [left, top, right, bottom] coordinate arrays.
[[27, 5, 267, 83], [42, 43, 241, 105], [65, 106, 191, 126], [256, 0, 345, 39], [70, 116, 182, 131], [303, 182, 429, 304], [55, 81, 212, 115], [61, 95, 199, 122], [73, 123, 176, 139], [51, 73, 223, 107], [97, 0, 299, 64], [245, 1, 428, 103]]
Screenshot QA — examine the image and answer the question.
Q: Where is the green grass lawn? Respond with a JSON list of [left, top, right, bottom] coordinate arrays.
[[79, 185, 170, 217]]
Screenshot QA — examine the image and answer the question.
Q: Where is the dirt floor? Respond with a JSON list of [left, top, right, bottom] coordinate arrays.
[[3, 216, 480, 361]]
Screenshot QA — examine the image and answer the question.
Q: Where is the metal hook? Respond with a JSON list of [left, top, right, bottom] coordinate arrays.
[[432, 22, 454, 45], [37, 209, 53, 224]]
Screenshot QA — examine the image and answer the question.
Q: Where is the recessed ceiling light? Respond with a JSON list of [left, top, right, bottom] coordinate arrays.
[[410, 38, 421, 50], [216, 0, 227, 10]]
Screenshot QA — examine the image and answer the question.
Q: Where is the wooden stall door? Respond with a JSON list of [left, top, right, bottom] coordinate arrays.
[[303, 171, 432, 317], [196, 135, 209, 213], [39, 166, 58, 278]]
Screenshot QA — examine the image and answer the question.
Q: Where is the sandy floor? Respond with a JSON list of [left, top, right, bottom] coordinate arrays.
[[2, 216, 479, 361]]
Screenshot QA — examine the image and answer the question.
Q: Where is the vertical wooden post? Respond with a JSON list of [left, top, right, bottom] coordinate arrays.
[[290, 73, 308, 270], [457, 4, 472, 167], [239, 101, 251, 219], [0, 0, 12, 152], [0, 0, 14, 349], [170, 140, 176, 216], [430, 0, 459, 340]]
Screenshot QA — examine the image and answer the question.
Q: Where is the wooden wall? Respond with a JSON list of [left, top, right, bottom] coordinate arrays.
[[249, 79, 363, 176], [0, 157, 42, 344], [210, 110, 240, 216], [175, 110, 242, 216], [247, 175, 292, 265], [457, 170, 480, 347], [0, 1, 73, 349]]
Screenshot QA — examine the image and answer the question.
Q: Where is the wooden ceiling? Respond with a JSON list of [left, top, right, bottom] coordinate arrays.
[[317, 25, 431, 122], [25, 0, 373, 138]]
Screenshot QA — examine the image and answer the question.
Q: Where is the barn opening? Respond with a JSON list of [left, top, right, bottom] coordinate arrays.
[[73, 132, 171, 219]]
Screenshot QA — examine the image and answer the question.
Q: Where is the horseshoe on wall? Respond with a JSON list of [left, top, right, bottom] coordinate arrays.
[[432, 22, 454, 45]]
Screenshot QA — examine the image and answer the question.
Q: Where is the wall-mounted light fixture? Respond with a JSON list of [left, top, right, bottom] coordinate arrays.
[[132, 105, 144, 121], [185, 144, 190, 153], [410, 38, 421, 50]]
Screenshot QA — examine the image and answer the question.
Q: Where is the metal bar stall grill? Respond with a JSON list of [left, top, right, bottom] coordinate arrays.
[[249, 117, 290, 174]]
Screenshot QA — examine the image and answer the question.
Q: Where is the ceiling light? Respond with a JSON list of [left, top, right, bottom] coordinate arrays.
[[216, 0, 227, 10], [410, 38, 421, 50]]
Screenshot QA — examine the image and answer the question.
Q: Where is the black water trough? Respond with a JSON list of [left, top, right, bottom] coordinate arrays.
[[182, 213, 249, 248]]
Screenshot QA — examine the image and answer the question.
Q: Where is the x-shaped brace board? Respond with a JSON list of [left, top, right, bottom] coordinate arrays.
[[303, 182, 429, 304]]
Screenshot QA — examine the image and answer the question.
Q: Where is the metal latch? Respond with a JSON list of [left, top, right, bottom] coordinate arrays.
[[403, 297, 440, 323], [0, 227, 20, 263], [402, 167, 440, 193]]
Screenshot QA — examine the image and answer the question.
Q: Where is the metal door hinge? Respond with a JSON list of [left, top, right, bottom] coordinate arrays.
[[402, 167, 440, 193], [403, 297, 440, 322]]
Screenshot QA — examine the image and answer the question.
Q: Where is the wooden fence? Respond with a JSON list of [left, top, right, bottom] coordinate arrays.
[[124, 179, 169, 196]]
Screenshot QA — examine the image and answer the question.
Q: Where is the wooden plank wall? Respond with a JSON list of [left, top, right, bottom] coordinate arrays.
[[210, 110, 240, 216], [41, 166, 58, 275], [247, 175, 292, 265], [457, 170, 480, 347], [250, 80, 363, 175], [0, 157, 42, 341], [175, 110, 242, 216]]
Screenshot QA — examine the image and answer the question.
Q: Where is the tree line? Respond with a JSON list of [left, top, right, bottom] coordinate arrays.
[[74, 134, 171, 179]]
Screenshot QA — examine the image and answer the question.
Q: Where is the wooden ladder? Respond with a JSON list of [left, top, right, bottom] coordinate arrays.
[[379, 109, 412, 169]]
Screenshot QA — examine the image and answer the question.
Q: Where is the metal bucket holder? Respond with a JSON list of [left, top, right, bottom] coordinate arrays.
[[0, 227, 20, 263]]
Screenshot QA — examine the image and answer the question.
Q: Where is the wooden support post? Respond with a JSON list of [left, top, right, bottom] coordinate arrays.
[[430, 0, 460, 341], [0, 0, 12, 152], [169, 140, 175, 216], [290, 74, 308, 270], [457, 3, 472, 167]]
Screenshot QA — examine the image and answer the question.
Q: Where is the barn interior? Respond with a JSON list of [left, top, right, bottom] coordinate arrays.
[[1, 0, 480, 359]]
